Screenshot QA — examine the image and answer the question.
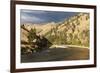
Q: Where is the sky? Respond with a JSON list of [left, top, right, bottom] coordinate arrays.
[[20, 9, 79, 24]]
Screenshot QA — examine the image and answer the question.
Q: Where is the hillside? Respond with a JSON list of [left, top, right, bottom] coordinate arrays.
[[45, 13, 90, 47], [21, 13, 90, 48]]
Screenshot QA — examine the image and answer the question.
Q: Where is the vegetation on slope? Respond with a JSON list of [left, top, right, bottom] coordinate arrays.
[[21, 13, 90, 54], [45, 13, 90, 47]]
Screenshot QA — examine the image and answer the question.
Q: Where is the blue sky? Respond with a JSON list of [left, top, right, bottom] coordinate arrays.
[[20, 9, 79, 24]]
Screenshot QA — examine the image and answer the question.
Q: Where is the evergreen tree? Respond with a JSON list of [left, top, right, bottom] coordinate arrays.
[[28, 28, 36, 43]]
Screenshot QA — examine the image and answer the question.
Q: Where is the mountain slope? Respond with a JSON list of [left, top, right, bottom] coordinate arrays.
[[21, 13, 90, 47]]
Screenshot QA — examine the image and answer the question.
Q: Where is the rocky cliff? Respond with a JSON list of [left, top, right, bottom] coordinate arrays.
[[21, 13, 90, 48]]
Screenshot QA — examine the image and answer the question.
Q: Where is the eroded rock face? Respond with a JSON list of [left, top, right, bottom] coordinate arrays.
[[21, 13, 89, 54], [21, 25, 52, 54]]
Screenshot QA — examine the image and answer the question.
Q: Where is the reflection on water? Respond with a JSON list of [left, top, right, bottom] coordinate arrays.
[[21, 47, 89, 63]]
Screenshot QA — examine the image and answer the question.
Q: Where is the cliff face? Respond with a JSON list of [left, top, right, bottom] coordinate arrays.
[[21, 13, 90, 47], [46, 13, 90, 47]]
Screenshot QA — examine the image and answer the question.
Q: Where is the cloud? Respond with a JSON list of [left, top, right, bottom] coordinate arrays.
[[20, 9, 79, 24], [21, 9, 47, 14], [21, 12, 46, 23]]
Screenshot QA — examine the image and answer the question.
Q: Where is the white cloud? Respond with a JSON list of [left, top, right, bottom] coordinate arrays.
[[21, 9, 47, 14], [21, 13, 45, 23]]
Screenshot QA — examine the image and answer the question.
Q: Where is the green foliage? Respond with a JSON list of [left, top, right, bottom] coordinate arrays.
[[45, 14, 90, 47], [27, 28, 36, 43], [21, 47, 27, 55], [24, 13, 90, 47]]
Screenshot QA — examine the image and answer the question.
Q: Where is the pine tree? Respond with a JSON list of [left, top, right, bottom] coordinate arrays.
[[28, 28, 36, 43]]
